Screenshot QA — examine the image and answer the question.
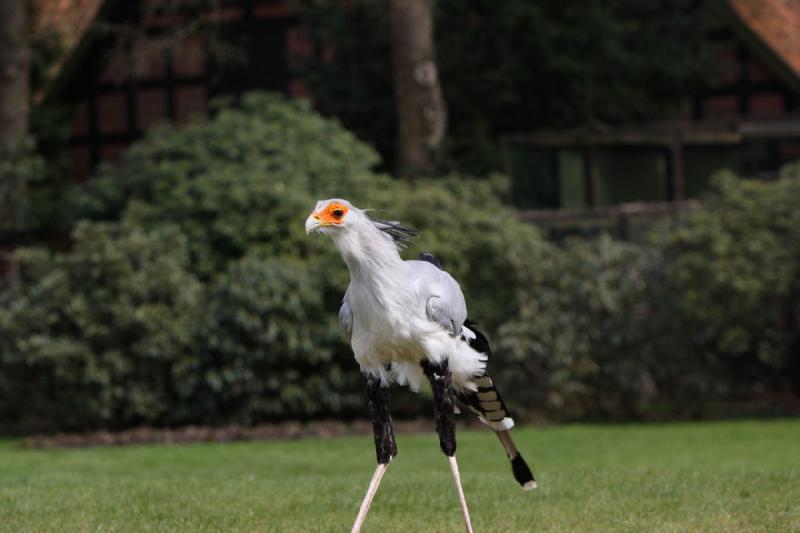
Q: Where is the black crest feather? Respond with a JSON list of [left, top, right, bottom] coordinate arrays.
[[367, 214, 419, 247]]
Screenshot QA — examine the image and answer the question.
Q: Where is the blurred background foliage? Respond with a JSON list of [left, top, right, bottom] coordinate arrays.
[[1, 93, 798, 432], [0, 136, 47, 233], [294, 0, 715, 173]]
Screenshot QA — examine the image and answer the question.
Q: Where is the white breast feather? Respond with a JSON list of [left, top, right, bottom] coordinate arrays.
[[329, 208, 487, 392]]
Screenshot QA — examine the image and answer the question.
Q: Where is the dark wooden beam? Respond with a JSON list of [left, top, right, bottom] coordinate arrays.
[[668, 134, 685, 201], [784, 89, 798, 112], [691, 95, 704, 120], [68, 132, 136, 146], [87, 79, 100, 166], [505, 128, 742, 148], [518, 200, 702, 223], [737, 43, 750, 116], [582, 146, 597, 208], [164, 49, 177, 121], [125, 40, 139, 141], [93, 76, 207, 93]]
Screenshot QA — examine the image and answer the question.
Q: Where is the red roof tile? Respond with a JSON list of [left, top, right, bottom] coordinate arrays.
[[727, 0, 800, 82], [35, 0, 104, 48], [34, 0, 106, 88]]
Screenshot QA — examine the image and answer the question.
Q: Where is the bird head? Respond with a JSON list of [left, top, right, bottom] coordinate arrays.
[[305, 198, 356, 235]]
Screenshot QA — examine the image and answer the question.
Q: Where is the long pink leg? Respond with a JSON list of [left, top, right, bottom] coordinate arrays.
[[351, 462, 390, 533], [449, 455, 474, 533]]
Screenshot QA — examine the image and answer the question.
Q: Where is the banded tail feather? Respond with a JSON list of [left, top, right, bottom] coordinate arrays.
[[458, 320, 537, 491], [458, 320, 513, 430], [456, 370, 514, 431]]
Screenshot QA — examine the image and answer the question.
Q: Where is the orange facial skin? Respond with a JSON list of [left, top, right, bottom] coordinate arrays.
[[313, 202, 349, 226]]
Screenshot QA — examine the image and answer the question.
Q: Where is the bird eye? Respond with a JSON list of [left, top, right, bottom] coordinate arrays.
[[332, 208, 344, 218]]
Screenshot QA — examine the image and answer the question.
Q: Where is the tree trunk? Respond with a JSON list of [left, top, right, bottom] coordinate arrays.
[[390, 0, 446, 179], [0, 0, 31, 237], [0, 0, 30, 139]]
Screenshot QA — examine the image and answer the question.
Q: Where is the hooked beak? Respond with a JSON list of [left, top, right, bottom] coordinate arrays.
[[305, 213, 325, 234]]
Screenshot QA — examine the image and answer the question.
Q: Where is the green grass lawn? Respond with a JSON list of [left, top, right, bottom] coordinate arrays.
[[1, 419, 798, 532]]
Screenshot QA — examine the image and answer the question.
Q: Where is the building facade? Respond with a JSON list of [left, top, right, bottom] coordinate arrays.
[[37, 0, 307, 180], [506, 0, 800, 209], [37, 0, 800, 206]]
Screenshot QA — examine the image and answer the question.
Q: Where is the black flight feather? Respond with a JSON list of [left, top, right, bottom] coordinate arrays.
[[367, 214, 419, 247]]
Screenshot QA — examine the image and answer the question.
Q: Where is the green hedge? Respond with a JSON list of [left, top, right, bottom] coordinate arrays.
[[498, 170, 800, 419], [186, 253, 364, 423], [1, 93, 798, 432], [0, 221, 201, 430], [658, 171, 800, 396], [497, 237, 681, 419]]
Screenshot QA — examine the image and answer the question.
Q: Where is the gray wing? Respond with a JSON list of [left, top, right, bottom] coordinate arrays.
[[427, 295, 462, 336], [406, 260, 468, 337], [339, 287, 353, 341]]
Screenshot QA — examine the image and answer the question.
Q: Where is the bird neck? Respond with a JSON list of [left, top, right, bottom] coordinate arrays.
[[332, 224, 404, 285]]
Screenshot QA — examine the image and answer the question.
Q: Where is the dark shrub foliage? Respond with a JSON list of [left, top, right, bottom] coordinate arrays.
[[0, 220, 201, 431], [496, 236, 708, 420], [183, 253, 364, 423], [657, 171, 800, 397], [2, 92, 798, 432], [498, 169, 800, 419]]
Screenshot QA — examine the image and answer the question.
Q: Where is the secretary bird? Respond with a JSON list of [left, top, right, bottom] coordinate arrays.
[[305, 199, 536, 533]]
